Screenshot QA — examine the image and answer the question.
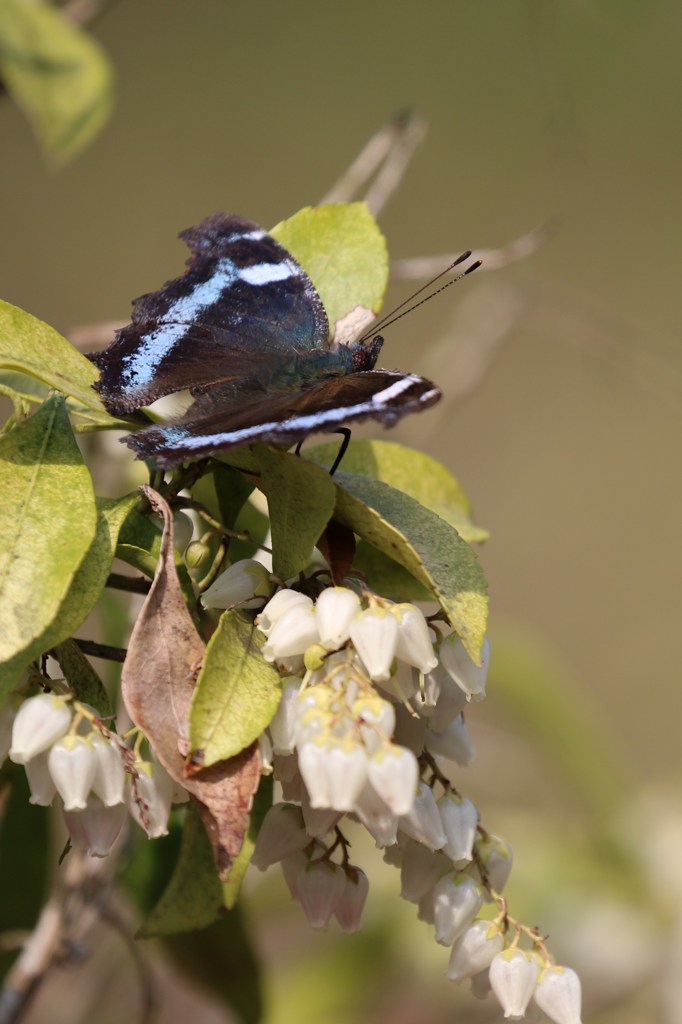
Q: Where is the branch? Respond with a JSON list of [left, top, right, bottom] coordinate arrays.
[[392, 220, 555, 279]]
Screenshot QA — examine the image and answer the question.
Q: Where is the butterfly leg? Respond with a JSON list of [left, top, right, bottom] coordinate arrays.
[[329, 428, 352, 476]]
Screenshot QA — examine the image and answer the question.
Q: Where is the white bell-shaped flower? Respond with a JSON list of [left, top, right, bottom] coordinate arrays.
[[262, 603, 319, 662], [24, 751, 56, 806], [64, 797, 127, 858], [201, 558, 272, 610], [447, 919, 505, 982], [325, 742, 370, 812], [354, 696, 396, 754], [438, 793, 479, 865], [257, 589, 312, 636], [353, 782, 398, 848], [9, 693, 72, 764], [422, 668, 468, 730], [301, 787, 341, 838], [90, 734, 126, 806], [296, 861, 346, 929], [440, 633, 491, 702], [534, 965, 583, 1024], [432, 873, 484, 946], [489, 948, 541, 1020], [349, 607, 399, 682], [47, 735, 97, 811], [368, 743, 418, 816], [127, 761, 174, 838], [425, 713, 475, 766], [251, 802, 310, 869], [334, 867, 369, 933], [400, 841, 451, 903], [392, 604, 438, 673], [478, 833, 513, 895], [398, 781, 447, 850], [269, 679, 301, 755], [315, 587, 361, 650]]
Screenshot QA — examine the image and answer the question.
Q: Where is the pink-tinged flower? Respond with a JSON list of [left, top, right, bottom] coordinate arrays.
[[127, 761, 174, 838], [250, 802, 309, 869], [489, 948, 541, 1020], [398, 782, 447, 850], [367, 743, 418, 815], [296, 861, 346, 929], [439, 633, 491, 702], [534, 965, 583, 1024], [315, 587, 361, 650], [24, 751, 56, 806], [47, 735, 97, 811], [400, 841, 451, 903], [349, 608, 399, 682], [9, 693, 72, 764], [425, 713, 475, 766], [301, 786, 342, 837], [257, 589, 312, 636], [447, 919, 505, 982], [63, 797, 127, 858], [353, 782, 398, 848], [432, 873, 484, 946], [90, 734, 126, 807], [334, 867, 369, 933], [200, 558, 272, 610], [262, 604, 319, 662], [438, 793, 479, 865], [392, 604, 438, 674]]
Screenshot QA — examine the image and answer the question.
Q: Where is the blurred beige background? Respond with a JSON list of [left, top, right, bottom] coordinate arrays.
[[1, 2, 680, 1022]]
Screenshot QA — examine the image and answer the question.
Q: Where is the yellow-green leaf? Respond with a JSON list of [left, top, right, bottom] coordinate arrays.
[[190, 611, 282, 768], [0, 0, 114, 163], [271, 203, 388, 333]]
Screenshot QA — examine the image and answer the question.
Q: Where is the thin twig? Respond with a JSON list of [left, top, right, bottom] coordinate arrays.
[[73, 639, 127, 663], [106, 573, 151, 595], [392, 220, 555, 279]]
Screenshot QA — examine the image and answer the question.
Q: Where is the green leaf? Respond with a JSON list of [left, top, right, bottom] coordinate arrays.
[[306, 439, 489, 543], [253, 446, 336, 580], [0, 0, 114, 163], [0, 301, 109, 412], [139, 804, 224, 938], [52, 639, 111, 717], [332, 471, 488, 663], [190, 611, 282, 767], [223, 775, 273, 909], [352, 540, 433, 603], [271, 203, 389, 333], [0, 396, 97, 694]]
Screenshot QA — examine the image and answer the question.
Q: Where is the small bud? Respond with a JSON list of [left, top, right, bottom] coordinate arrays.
[[251, 802, 309, 869], [184, 539, 212, 572], [47, 735, 97, 811], [315, 587, 361, 650], [534, 965, 583, 1024], [334, 867, 369, 933], [368, 743, 418, 815], [9, 694, 72, 764], [392, 604, 438, 674], [447, 919, 505, 983], [201, 558, 272, 610], [489, 948, 541, 1020], [349, 607, 399, 682], [296, 861, 346, 929], [438, 793, 478, 865], [440, 634, 491, 702]]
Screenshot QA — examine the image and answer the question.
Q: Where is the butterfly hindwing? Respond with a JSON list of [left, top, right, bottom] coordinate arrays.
[[92, 213, 329, 414]]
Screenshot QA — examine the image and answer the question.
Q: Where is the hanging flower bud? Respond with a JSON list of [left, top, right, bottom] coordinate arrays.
[[296, 861, 346, 929], [24, 751, 56, 806], [349, 607, 399, 682], [269, 680, 302, 756], [353, 782, 398, 848], [64, 797, 127, 858], [425, 713, 475, 766], [489, 948, 541, 1020], [9, 693, 72, 764], [315, 587, 361, 650], [262, 603, 319, 662], [398, 781, 448, 850], [392, 604, 438, 674], [438, 793, 479, 865], [400, 841, 451, 903], [447, 919, 505, 983], [127, 761, 174, 838], [534, 965, 583, 1024], [354, 696, 396, 754], [47, 735, 97, 811], [257, 589, 312, 636], [477, 834, 513, 895], [367, 743, 418, 815], [201, 558, 273, 610], [90, 734, 126, 806], [432, 873, 484, 946], [250, 802, 310, 869], [334, 867, 369, 933], [440, 634, 491, 702]]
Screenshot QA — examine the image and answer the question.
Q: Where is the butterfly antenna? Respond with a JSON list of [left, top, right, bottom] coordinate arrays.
[[360, 253, 481, 342]]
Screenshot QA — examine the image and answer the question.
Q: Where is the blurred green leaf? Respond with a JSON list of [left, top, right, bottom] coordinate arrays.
[[52, 638, 111, 716], [352, 540, 433, 602], [190, 611, 281, 767], [332, 471, 488, 662], [0, 396, 97, 696], [0, 301, 110, 412], [253, 446, 335, 579], [0, 0, 114, 163], [271, 203, 388, 332], [306, 439, 489, 543]]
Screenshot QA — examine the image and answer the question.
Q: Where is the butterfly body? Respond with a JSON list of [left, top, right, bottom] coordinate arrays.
[[92, 212, 441, 467]]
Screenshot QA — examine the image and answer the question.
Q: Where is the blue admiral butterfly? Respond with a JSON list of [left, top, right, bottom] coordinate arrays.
[[92, 212, 454, 468]]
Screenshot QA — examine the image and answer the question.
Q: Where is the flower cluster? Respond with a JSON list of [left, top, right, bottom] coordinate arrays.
[[241, 583, 581, 1024], [1, 692, 187, 857]]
